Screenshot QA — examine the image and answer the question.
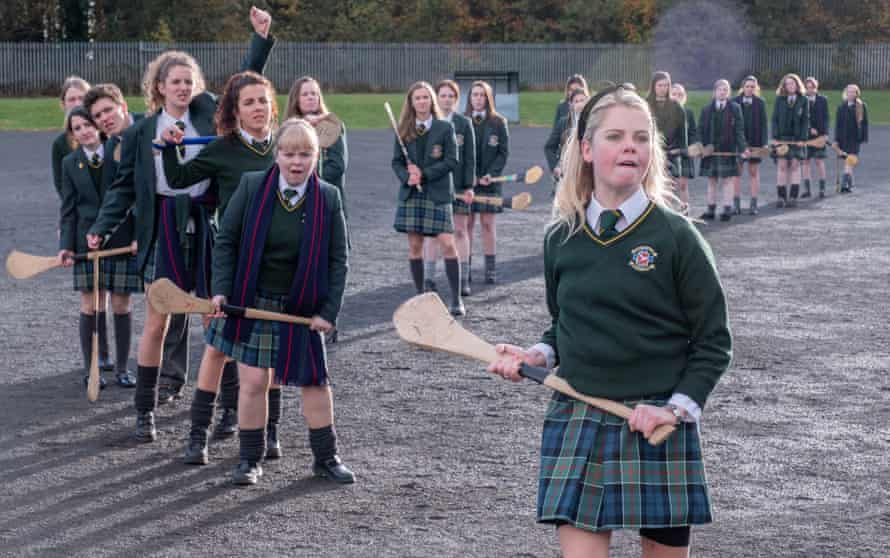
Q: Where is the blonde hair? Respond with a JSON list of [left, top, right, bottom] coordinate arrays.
[[142, 51, 206, 113], [553, 87, 671, 238], [713, 79, 731, 96], [845, 84, 864, 124], [671, 83, 688, 105], [60, 76, 90, 104], [274, 118, 319, 155], [736, 75, 761, 97]]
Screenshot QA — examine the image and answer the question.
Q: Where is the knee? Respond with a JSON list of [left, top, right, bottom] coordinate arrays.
[[110, 295, 130, 314], [240, 372, 269, 398], [480, 221, 495, 234]]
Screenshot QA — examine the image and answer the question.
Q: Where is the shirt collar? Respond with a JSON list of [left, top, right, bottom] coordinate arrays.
[[586, 187, 648, 233], [239, 128, 272, 146], [415, 116, 433, 129], [161, 108, 192, 127], [441, 111, 454, 123], [472, 110, 486, 119], [83, 144, 105, 162], [278, 172, 309, 199]]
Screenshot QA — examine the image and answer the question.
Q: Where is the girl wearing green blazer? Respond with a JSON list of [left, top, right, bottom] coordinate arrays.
[[771, 73, 809, 207]]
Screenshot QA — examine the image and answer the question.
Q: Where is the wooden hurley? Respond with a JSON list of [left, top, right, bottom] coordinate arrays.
[[392, 293, 676, 446], [314, 113, 343, 149], [473, 192, 533, 211], [5, 243, 136, 280], [86, 250, 101, 402], [384, 101, 422, 192], [148, 278, 313, 326], [830, 142, 859, 167], [700, 146, 770, 159], [489, 165, 544, 185]]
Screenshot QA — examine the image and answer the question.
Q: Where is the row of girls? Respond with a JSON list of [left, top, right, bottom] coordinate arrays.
[[51, 8, 356, 486], [546, 73, 869, 220], [394, 80, 509, 318]]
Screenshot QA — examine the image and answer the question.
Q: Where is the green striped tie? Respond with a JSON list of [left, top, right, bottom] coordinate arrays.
[[598, 209, 622, 239]]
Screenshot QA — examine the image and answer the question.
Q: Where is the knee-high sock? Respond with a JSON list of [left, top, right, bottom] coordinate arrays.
[[309, 425, 338, 463], [97, 311, 109, 361], [267, 388, 282, 428], [113, 313, 132, 373], [190, 388, 216, 441], [79, 313, 95, 371], [134, 365, 160, 413], [409, 258, 424, 294], [219, 360, 239, 409], [444, 258, 461, 305], [239, 428, 266, 465]]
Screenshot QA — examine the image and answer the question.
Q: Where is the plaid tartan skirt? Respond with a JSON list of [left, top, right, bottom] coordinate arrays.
[[667, 156, 696, 179], [699, 155, 740, 178], [205, 292, 329, 381], [471, 184, 504, 214], [453, 197, 472, 215], [537, 392, 712, 532], [805, 146, 827, 159], [142, 234, 194, 285], [72, 255, 143, 293], [772, 144, 807, 161], [394, 191, 454, 236]]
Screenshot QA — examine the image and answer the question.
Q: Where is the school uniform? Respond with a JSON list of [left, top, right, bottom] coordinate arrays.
[[533, 189, 731, 535], [734, 95, 768, 163], [649, 98, 689, 179], [805, 94, 829, 159], [772, 94, 809, 160], [318, 121, 349, 218], [59, 143, 141, 386], [392, 117, 459, 236], [552, 99, 570, 128], [88, 31, 274, 440], [544, 114, 573, 176], [835, 100, 868, 192], [52, 133, 75, 201], [698, 100, 746, 178], [469, 112, 509, 214], [205, 167, 350, 484], [445, 112, 477, 216]]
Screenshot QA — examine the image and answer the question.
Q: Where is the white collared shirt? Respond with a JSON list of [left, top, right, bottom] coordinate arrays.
[[278, 173, 308, 206], [441, 111, 454, 123], [788, 95, 797, 103], [472, 111, 486, 119], [742, 96, 753, 105], [83, 144, 105, 164], [716, 100, 725, 111], [239, 128, 272, 147], [154, 109, 211, 198], [529, 186, 702, 422], [415, 116, 433, 132]]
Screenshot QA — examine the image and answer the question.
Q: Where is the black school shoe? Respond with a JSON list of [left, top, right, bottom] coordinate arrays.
[[232, 461, 263, 485], [83, 375, 108, 390], [265, 424, 282, 460], [134, 411, 157, 443], [157, 382, 184, 405], [183, 439, 209, 465], [99, 357, 115, 372], [115, 370, 136, 388], [313, 455, 356, 484]]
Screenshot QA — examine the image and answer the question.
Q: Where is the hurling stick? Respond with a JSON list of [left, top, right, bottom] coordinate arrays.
[[148, 278, 312, 326], [473, 192, 533, 210], [489, 165, 544, 185], [86, 253, 101, 402], [384, 101, 422, 192], [392, 293, 675, 446], [6, 243, 136, 280]]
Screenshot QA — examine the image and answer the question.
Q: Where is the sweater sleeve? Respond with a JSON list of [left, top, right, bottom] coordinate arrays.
[[733, 104, 747, 151], [861, 104, 869, 143], [544, 119, 563, 172], [90, 125, 137, 236], [58, 159, 78, 252], [161, 139, 219, 189], [51, 135, 67, 201], [488, 120, 509, 177], [420, 126, 458, 183], [241, 32, 275, 74], [539, 226, 562, 364], [318, 188, 349, 325], [211, 176, 248, 297], [321, 126, 347, 186], [392, 137, 409, 185], [671, 222, 732, 408]]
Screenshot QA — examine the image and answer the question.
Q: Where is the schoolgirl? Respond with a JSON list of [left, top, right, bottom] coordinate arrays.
[[771, 73, 809, 207], [668, 83, 697, 215], [545, 87, 588, 189], [552, 74, 589, 127], [52, 76, 91, 201], [646, 72, 689, 208], [802, 77, 830, 198], [732, 76, 769, 214], [698, 79, 747, 221], [835, 84, 868, 193]]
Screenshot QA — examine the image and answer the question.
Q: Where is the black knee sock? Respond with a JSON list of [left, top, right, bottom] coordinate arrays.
[[309, 425, 338, 463], [113, 313, 132, 373], [790, 183, 799, 199], [219, 361, 239, 409], [444, 258, 461, 305], [267, 388, 282, 428], [134, 365, 160, 413], [409, 258, 424, 294], [239, 428, 266, 465], [484, 254, 495, 275], [190, 388, 216, 441], [78, 313, 95, 371], [97, 311, 109, 361]]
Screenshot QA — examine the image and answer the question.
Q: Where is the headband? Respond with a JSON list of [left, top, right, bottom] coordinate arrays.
[[576, 81, 637, 142]]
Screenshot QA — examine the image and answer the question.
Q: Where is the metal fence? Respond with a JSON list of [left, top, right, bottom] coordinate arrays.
[[2, 41, 889, 96]]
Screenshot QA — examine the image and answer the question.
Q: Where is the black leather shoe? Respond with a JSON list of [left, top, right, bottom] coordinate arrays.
[[99, 356, 115, 372], [84, 375, 108, 390], [115, 370, 136, 388], [719, 211, 732, 222], [699, 210, 716, 220], [265, 425, 281, 460], [449, 300, 466, 317], [134, 411, 156, 443], [232, 461, 263, 485], [157, 383, 184, 405], [213, 407, 238, 439], [183, 439, 209, 465], [484, 270, 496, 284], [313, 455, 355, 484]]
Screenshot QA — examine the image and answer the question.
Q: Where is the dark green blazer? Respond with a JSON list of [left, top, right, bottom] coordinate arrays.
[[51, 133, 74, 201], [90, 32, 275, 272], [552, 100, 570, 128], [772, 95, 809, 141], [449, 113, 476, 192], [545, 115, 572, 172], [472, 114, 509, 178], [319, 123, 348, 214], [59, 148, 114, 253], [391, 119, 458, 205], [212, 171, 348, 325]]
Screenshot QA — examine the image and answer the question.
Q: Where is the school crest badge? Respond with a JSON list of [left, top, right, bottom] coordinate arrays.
[[456, 133, 464, 146], [431, 144, 443, 159], [629, 245, 657, 272], [489, 134, 499, 147]]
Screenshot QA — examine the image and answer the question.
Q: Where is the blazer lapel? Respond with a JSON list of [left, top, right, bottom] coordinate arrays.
[[140, 114, 159, 194], [72, 149, 101, 206]]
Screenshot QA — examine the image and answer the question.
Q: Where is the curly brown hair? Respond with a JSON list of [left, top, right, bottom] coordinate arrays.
[[141, 50, 206, 114], [214, 71, 278, 137]]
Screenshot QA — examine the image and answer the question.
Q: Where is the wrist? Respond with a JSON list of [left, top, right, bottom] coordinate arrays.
[[664, 404, 684, 425]]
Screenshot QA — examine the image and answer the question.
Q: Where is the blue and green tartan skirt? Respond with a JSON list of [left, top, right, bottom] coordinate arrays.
[[470, 184, 504, 214], [772, 143, 807, 161], [699, 155, 740, 178], [205, 291, 329, 386], [142, 234, 194, 285], [452, 196, 472, 216], [394, 190, 454, 236], [537, 392, 713, 532], [805, 145, 827, 159], [73, 255, 143, 293], [667, 155, 696, 179]]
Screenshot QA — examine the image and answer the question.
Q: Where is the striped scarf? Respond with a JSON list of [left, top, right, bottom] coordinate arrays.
[[154, 192, 215, 298], [222, 165, 331, 385]]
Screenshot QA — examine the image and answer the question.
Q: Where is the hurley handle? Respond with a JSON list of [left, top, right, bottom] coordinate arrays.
[[220, 303, 313, 326], [518, 364, 676, 446]]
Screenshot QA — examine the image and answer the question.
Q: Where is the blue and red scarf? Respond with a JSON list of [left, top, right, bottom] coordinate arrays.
[[222, 165, 331, 386], [155, 192, 215, 298]]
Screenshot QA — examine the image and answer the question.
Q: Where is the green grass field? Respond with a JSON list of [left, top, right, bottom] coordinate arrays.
[[0, 90, 885, 131]]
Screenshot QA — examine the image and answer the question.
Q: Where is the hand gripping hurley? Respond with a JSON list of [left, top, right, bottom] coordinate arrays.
[[392, 293, 675, 446]]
